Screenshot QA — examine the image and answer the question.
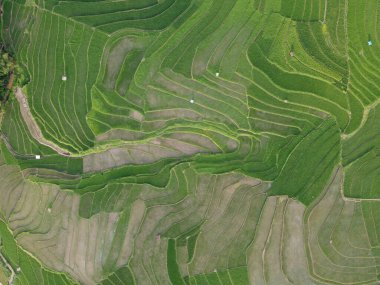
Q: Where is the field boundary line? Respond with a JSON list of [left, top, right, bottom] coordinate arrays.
[[14, 88, 71, 157]]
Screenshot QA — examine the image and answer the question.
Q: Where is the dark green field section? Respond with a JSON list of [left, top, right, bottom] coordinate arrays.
[[99, 266, 135, 285], [269, 118, 340, 205], [46, 0, 193, 33], [342, 104, 380, 199], [1, 0, 380, 284], [2, 0, 107, 153], [280, 0, 325, 21]]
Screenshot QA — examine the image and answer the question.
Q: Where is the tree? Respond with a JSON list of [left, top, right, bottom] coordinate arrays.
[[0, 44, 28, 104]]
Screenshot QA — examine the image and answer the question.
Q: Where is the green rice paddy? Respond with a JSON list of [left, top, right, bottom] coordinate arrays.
[[1, 0, 380, 284]]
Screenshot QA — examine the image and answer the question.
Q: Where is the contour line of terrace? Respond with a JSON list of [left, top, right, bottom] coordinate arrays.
[[11, 87, 231, 160]]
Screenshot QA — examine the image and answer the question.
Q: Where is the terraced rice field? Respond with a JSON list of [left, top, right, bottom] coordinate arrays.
[[1, 0, 380, 284]]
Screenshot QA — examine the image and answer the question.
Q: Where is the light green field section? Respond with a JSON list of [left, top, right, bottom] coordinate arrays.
[[305, 169, 380, 284], [0, 218, 77, 285], [0, 145, 269, 284]]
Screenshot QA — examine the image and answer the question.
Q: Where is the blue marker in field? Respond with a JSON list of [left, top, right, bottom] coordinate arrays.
[[368, 40, 373, 46]]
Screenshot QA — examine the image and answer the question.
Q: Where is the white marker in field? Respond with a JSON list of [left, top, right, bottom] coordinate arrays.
[[62, 75, 67, 81], [368, 40, 373, 46], [190, 99, 194, 104], [284, 100, 288, 103], [16, 267, 21, 272], [35, 155, 41, 160], [216, 72, 220, 77], [47, 208, 52, 213]]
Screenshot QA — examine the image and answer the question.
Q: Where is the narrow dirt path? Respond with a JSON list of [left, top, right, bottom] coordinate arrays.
[[323, 0, 328, 23], [14, 88, 71, 157], [0, 251, 15, 285]]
